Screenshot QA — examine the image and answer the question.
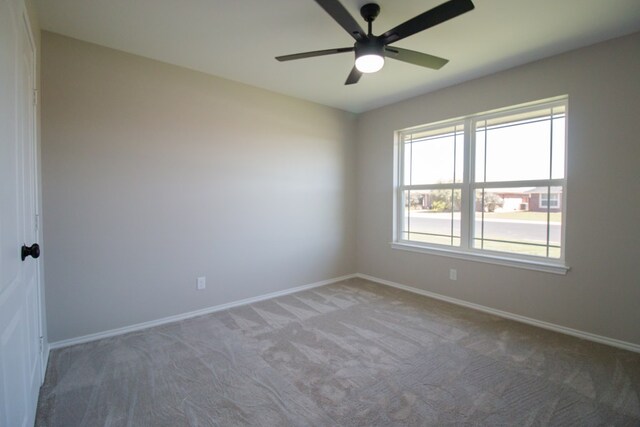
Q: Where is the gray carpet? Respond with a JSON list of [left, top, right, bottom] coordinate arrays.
[[36, 278, 640, 426]]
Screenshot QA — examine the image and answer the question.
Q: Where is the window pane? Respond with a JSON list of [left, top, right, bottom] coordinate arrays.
[[400, 190, 409, 239], [475, 109, 559, 183], [473, 187, 562, 258], [551, 111, 566, 179], [403, 141, 412, 185], [401, 189, 461, 246], [404, 125, 464, 185]]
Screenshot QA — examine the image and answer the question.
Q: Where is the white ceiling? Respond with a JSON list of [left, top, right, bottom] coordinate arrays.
[[34, 0, 640, 113]]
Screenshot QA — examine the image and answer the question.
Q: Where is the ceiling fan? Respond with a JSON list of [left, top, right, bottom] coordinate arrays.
[[276, 0, 475, 85]]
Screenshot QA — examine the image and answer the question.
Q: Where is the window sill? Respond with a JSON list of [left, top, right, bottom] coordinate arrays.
[[390, 242, 570, 275]]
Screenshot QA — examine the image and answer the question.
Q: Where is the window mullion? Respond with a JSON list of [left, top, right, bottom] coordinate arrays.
[[460, 118, 473, 250], [481, 119, 488, 250], [395, 132, 406, 242], [546, 110, 554, 257], [407, 135, 412, 240]]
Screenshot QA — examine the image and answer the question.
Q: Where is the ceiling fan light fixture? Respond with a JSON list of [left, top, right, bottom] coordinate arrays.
[[354, 37, 385, 73], [275, 0, 475, 85], [355, 53, 384, 73]]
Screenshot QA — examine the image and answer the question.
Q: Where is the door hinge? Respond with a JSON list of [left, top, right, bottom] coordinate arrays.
[[39, 336, 44, 353], [33, 89, 38, 106]]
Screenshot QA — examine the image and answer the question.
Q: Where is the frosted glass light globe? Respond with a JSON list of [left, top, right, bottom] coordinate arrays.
[[355, 54, 384, 73]]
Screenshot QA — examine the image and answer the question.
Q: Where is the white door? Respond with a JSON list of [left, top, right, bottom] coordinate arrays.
[[0, 0, 43, 426]]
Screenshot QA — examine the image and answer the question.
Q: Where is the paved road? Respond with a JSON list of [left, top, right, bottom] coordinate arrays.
[[405, 213, 561, 243]]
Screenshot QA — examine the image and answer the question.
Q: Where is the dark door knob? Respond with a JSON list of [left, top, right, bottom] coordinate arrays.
[[21, 243, 40, 261]]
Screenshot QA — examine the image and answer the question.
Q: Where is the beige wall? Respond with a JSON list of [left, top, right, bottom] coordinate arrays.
[[41, 29, 640, 347], [356, 32, 640, 345], [41, 32, 356, 342]]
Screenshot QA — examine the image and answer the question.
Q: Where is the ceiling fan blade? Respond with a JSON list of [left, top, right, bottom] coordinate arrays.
[[314, 0, 367, 42], [385, 47, 449, 70], [345, 66, 362, 85], [276, 47, 354, 62], [381, 0, 474, 45]]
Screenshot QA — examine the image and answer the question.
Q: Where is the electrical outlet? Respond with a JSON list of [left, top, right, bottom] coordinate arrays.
[[449, 268, 457, 281], [196, 276, 206, 290]]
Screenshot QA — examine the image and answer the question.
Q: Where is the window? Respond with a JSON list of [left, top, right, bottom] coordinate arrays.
[[393, 98, 568, 273], [540, 192, 560, 209]]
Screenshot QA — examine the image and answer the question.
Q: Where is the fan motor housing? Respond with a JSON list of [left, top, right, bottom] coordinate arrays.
[[354, 36, 384, 58]]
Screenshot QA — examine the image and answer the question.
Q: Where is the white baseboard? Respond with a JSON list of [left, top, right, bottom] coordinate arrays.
[[46, 272, 640, 354], [49, 274, 357, 350], [356, 273, 640, 354]]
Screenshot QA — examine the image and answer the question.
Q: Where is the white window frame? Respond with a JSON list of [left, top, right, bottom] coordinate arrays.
[[392, 97, 569, 274]]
